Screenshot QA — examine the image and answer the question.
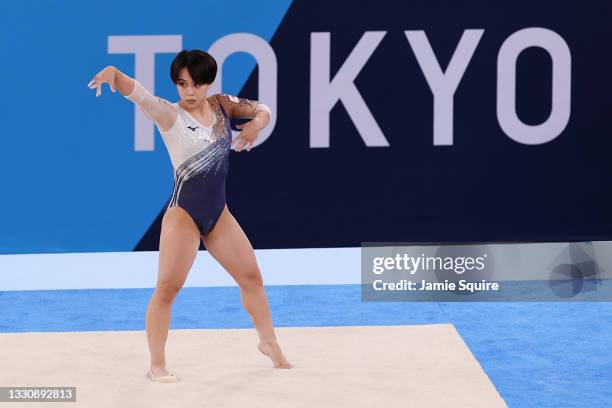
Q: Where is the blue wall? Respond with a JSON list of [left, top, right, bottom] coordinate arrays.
[[1, 0, 611, 254], [0, 0, 292, 253]]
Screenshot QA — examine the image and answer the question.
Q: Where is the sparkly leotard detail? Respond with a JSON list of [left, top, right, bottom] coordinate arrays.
[[125, 82, 270, 236], [166, 98, 230, 209]]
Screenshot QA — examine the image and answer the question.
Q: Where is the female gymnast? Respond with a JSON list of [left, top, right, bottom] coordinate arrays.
[[88, 50, 292, 382]]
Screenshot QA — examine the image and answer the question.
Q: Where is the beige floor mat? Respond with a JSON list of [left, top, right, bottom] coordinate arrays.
[[0, 324, 506, 407]]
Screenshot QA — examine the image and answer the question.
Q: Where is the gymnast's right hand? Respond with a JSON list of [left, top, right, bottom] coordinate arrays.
[[87, 66, 117, 97]]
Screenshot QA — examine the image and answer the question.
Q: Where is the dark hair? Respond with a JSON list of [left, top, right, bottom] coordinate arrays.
[[170, 50, 217, 85]]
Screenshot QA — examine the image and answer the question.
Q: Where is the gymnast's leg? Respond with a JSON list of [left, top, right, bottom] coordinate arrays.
[[145, 206, 201, 377], [203, 205, 293, 369]]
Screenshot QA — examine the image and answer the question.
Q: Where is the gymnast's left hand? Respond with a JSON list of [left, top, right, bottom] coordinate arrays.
[[232, 118, 262, 152], [87, 66, 117, 97]]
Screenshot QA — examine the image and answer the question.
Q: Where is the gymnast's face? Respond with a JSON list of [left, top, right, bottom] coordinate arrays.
[[176, 68, 211, 108]]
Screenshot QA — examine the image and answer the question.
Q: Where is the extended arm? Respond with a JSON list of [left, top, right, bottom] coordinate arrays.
[[88, 66, 177, 132]]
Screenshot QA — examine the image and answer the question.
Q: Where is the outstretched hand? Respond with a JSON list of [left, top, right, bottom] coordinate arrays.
[[87, 66, 117, 97], [232, 118, 263, 152]]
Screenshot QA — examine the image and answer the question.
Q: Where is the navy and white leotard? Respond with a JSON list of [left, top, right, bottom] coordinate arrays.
[[125, 81, 271, 236]]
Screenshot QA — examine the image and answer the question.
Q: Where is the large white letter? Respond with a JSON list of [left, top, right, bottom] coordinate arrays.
[[497, 27, 571, 145], [108, 35, 182, 151], [208, 33, 277, 147], [310, 31, 388, 148], [405, 29, 484, 146]]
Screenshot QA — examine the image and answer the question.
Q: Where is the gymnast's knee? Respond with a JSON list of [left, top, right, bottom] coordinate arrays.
[[154, 281, 183, 304], [238, 268, 264, 290]]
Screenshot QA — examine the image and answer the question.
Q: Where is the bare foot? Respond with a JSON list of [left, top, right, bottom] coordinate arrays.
[[258, 341, 293, 369], [149, 365, 171, 377], [147, 365, 178, 382]]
